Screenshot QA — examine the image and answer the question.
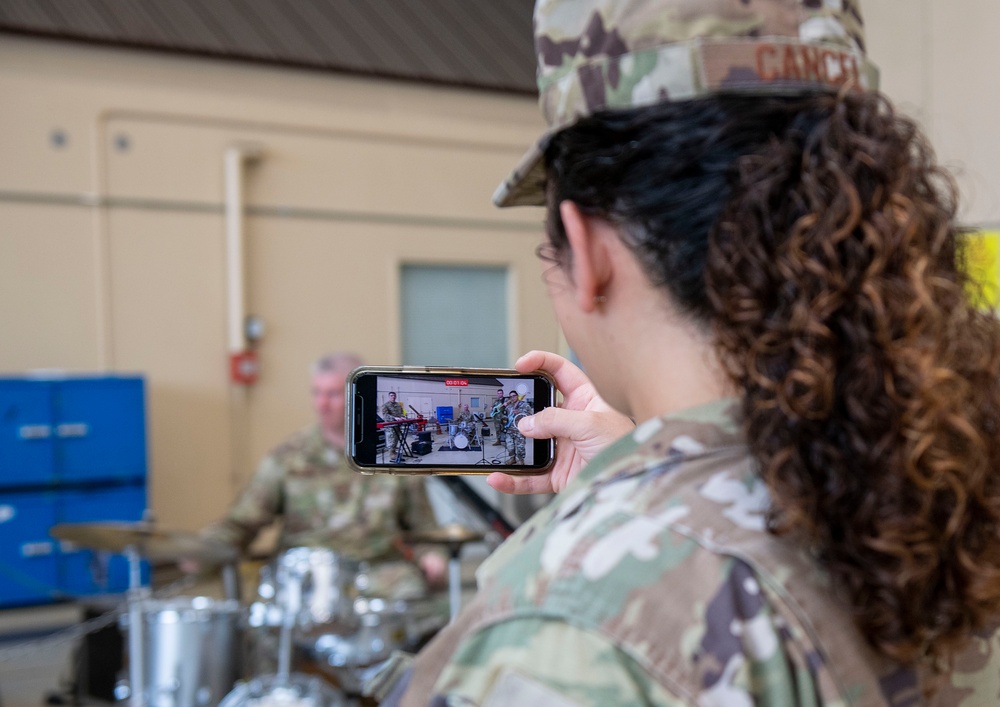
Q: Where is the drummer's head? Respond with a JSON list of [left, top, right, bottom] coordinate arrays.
[[389, 391, 397, 401], [311, 351, 362, 439]]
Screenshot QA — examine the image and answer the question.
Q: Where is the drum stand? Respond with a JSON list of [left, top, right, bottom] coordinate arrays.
[[406, 525, 484, 624], [124, 545, 149, 707], [276, 604, 295, 684]]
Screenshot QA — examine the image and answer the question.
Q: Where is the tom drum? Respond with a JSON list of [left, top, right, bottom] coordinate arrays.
[[250, 548, 361, 630]]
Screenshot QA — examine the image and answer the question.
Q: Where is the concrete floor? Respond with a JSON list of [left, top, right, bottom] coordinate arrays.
[[0, 603, 93, 707]]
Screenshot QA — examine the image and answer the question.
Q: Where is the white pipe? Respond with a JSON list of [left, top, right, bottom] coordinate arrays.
[[224, 145, 262, 353]]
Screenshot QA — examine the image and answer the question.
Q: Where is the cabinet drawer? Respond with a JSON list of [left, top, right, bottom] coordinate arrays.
[[0, 381, 56, 487], [0, 491, 60, 607]]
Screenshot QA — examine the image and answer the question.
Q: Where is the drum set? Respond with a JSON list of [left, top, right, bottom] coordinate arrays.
[[48, 520, 482, 706], [447, 420, 478, 450]]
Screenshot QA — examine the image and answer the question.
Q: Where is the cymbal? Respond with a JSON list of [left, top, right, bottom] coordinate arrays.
[[50, 522, 237, 563], [406, 523, 485, 546]]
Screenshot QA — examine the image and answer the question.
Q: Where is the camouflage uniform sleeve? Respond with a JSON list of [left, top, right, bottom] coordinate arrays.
[[429, 617, 686, 707], [200, 451, 285, 552]]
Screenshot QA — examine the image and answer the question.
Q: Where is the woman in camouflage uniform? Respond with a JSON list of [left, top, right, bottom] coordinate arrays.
[[378, 0, 1000, 705]]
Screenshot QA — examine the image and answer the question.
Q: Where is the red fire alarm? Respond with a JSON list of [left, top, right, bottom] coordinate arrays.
[[230, 350, 259, 385]]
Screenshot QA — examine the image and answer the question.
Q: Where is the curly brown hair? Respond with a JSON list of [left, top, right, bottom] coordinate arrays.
[[707, 90, 1000, 668], [544, 91, 1000, 669]]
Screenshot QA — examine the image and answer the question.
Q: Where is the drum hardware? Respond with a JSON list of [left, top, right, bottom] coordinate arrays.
[[49, 521, 243, 706], [405, 524, 484, 622], [234, 555, 337, 706]]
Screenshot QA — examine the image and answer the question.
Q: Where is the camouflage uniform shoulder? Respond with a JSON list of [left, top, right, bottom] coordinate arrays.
[[265, 425, 327, 464], [464, 399, 899, 705]]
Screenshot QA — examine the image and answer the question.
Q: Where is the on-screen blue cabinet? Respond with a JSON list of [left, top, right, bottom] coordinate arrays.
[[0, 375, 149, 607]]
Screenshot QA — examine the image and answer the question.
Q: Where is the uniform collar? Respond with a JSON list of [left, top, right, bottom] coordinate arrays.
[[572, 397, 745, 489]]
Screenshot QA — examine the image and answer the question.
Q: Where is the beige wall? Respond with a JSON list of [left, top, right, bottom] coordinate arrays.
[[865, 0, 1000, 227], [0, 36, 556, 530], [4, 2, 1000, 528]]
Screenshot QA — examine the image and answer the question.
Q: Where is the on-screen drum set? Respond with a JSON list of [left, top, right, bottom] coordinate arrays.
[[49, 521, 483, 706]]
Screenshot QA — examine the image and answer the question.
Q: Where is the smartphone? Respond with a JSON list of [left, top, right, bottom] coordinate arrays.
[[346, 366, 555, 475]]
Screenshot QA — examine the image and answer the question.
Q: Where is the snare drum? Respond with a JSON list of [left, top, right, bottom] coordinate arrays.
[[119, 596, 243, 707], [249, 548, 360, 630]]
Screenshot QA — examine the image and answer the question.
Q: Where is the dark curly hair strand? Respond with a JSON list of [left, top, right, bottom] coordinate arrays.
[[544, 91, 1000, 669]]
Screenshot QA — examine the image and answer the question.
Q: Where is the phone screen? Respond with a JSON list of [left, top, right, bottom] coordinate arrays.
[[347, 367, 554, 474]]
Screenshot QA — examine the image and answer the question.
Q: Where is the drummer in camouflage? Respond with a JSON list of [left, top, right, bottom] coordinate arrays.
[[198, 352, 446, 600]]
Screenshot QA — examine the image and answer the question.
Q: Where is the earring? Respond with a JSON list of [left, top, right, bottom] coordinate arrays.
[[594, 295, 607, 304]]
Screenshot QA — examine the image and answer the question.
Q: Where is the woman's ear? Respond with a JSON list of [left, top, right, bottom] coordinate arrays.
[[559, 200, 612, 313]]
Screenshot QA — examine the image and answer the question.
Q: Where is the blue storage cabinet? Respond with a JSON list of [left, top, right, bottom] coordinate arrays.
[[0, 491, 60, 605], [0, 375, 149, 607]]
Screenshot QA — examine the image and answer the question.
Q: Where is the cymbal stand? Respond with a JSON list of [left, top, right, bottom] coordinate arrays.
[[221, 561, 242, 602], [276, 569, 301, 686], [125, 544, 148, 707], [276, 612, 294, 686]]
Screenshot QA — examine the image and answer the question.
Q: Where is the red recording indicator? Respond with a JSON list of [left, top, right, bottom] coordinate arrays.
[[444, 379, 468, 387]]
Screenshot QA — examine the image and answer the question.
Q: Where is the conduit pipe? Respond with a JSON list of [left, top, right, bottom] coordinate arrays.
[[224, 144, 263, 374]]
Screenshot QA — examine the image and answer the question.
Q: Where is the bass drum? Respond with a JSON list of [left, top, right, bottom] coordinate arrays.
[[219, 672, 344, 707], [452, 433, 469, 450]]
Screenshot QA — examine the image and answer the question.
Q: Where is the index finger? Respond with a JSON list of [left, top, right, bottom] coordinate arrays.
[[515, 350, 590, 398]]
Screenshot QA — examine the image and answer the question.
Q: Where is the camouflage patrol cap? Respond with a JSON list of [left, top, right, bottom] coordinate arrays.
[[494, 0, 879, 208]]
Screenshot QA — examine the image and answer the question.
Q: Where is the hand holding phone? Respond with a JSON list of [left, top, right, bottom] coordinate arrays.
[[487, 351, 636, 494], [347, 366, 555, 475]]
